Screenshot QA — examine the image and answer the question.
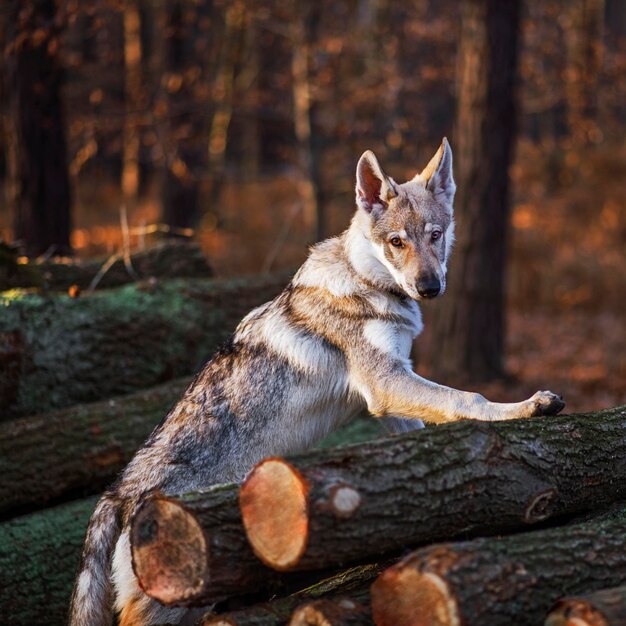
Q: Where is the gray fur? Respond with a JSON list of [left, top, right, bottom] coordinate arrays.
[[69, 140, 564, 626]]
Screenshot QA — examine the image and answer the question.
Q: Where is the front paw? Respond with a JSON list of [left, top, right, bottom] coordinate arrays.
[[529, 390, 565, 416]]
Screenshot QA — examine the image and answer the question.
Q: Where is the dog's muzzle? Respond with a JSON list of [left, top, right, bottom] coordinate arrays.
[[416, 277, 441, 299]]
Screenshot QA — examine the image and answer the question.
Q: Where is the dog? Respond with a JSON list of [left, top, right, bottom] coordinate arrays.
[[68, 139, 564, 626]]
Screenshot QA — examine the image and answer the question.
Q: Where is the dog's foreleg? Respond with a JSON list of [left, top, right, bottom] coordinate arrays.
[[351, 351, 564, 424]]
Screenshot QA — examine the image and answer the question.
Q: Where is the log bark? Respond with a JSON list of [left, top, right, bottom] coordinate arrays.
[[239, 406, 626, 572], [0, 271, 290, 417], [288, 598, 371, 626], [370, 506, 626, 626], [0, 496, 97, 626], [0, 378, 190, 519], [0, 240, 213, 292], [546, 586, 626, 626], [196, 565, 378, 626]]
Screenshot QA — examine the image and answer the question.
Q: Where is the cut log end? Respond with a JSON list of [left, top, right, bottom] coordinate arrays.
[[289, 598, 370, 626], [371, 567, 460, 626], [240, 457, 309, 571], [131, 496, 207, 605], [546, 599, 609, 626]]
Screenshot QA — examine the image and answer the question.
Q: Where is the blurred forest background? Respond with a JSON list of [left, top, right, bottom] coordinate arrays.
[[1, 0, 625, 412]]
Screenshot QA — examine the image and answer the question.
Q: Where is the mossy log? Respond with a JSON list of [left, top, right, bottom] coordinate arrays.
[[239, 406, 626, 572], [196, 565, 379, 626], [0, 496, 97, 626], [370, 507, 626, 626], [0, 240, 212, 292], [288, 598, 371, 626], [0, 271, 290, 417], [0, 378, 190, 518], [546, 586, 626, 626]]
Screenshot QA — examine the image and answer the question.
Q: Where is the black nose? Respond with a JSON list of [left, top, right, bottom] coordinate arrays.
[[416, 278, 440, 299]]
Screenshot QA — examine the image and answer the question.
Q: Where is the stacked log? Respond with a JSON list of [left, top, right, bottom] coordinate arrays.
[[129, 407, 626, 607], [546, 586, 626, 626], [370, 507, 626, 626], [196, 564, 379, 626], [0, 497, 97, 626], [238, 406, 626, 572], [288, 598, 371, 626], [2, 406, 626, 626], [0, 240, 213, 291], [0, 271, 290, 417], [130, 485, 278, 606], [0, 377, 190, 517]]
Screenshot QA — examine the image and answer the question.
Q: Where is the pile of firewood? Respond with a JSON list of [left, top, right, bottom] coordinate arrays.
[[126, 405, 626, 626]]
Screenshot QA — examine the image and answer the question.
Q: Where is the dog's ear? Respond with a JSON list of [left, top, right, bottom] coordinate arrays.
[[418, 138, 456, 204], [356, 150, 397, 214]]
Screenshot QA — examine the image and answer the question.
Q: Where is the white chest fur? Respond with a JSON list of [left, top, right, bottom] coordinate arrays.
[[363, 300, 423, 361]]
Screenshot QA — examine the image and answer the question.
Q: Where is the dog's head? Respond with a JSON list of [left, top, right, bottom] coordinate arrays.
[[354, 139, 456, 300]]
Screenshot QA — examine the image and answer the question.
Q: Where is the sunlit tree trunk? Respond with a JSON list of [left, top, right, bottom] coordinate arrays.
[[564, 0, 605, 144], [291, 2, 325, 242], [122, 0, 143, 206], [206, 0, 245, 225], [238, 14, 261, 182], [427, 0, 521, 383], [161, 1, 200, 234], [8, 0, 72, 257]]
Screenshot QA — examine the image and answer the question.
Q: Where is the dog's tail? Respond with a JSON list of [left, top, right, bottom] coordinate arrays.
[[68, 492, 122, 626]]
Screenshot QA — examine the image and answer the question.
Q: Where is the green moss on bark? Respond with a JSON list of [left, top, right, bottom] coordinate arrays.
[[0, 273, 290, 417]]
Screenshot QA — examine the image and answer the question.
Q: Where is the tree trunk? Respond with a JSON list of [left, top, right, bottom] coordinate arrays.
[[0, 240, 212, 291], [161, 1, 201, 233], [288, 598, 371, 626], [371, 506, 626, 626], [546, 586, 626, 626], [0, 377, 190, 519], [0, 496, 98, 626], [564, 0, 605, 143], [195, 565, 378, 626], [0, 272, 290, 417], [206, 1, 245, 226], [291, 2, 325, 242], [122, 0, 143, 204], [238, 18, 261, 184], [8, 0, 73, 257], [239, 406, 626, 573], [427, 0, 521, 383]]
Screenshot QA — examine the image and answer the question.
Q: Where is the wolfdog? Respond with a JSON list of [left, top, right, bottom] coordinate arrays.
[[69, 139, 564, 626]]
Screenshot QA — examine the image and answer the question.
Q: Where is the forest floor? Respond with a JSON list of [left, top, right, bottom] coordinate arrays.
[[1, 141, 624, 414]]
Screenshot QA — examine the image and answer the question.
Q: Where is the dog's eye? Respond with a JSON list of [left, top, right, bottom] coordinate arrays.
[[389, 237, 403, 248], [431, 230, 442, 242]]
